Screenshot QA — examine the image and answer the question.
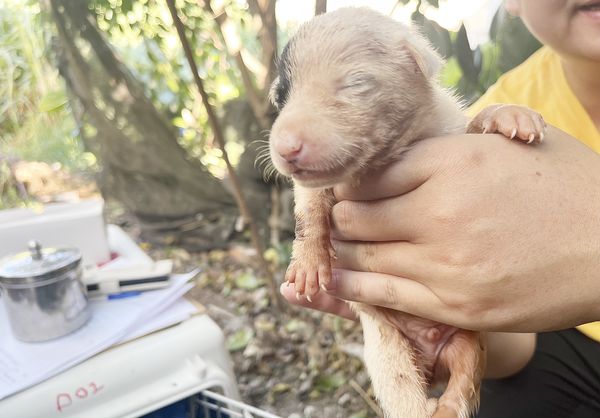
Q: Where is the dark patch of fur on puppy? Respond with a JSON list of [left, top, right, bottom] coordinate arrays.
[[274, 40, 294, 109]]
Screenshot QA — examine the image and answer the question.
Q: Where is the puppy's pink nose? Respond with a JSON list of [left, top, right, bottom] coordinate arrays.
[[277, 135, 304, 163]]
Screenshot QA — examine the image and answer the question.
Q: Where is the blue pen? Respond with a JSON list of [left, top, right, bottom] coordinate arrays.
[[107, 291, 142, 300]]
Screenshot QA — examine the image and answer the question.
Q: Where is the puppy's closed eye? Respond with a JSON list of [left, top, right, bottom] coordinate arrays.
[[337, 73, 377, 95]]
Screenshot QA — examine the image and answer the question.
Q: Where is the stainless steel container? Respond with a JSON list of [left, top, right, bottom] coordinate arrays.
[[0, 241, 91, 342]]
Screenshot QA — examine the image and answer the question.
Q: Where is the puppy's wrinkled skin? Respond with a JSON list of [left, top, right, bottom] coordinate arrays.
[[268, 7, 544, 418]]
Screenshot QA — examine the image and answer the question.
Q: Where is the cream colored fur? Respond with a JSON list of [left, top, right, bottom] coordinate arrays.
[[268, 8, 496, 418]]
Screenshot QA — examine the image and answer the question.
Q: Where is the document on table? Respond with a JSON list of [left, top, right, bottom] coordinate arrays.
[[0, 271, 199, 400]]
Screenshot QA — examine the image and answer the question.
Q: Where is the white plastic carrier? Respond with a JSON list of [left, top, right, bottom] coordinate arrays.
[[0, 315, 276, 418]]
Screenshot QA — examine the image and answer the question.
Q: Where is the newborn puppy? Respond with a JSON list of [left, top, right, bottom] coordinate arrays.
[[268, 7, 544, 418]]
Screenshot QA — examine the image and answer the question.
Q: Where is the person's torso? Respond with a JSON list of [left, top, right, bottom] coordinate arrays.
[[469, 46, 600, 342]]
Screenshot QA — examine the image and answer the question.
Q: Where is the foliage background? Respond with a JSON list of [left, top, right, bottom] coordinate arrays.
[[1, 0, 539, 192], [0, 1, 103, 166]]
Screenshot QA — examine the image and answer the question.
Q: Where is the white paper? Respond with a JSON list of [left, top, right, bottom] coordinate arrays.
[[0, 271, 198, 400], [118, 298, 198, 343]]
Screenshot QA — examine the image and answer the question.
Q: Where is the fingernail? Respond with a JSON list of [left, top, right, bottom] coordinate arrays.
[[296, 292, 301, 301], [306, 295, 313, 303], [510, 128, 517, 139], [320, 284, 327, 292], [528, 134, 534, 144]]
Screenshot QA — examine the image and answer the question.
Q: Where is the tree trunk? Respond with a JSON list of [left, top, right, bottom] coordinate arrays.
[[49, 0, 250, 248], [248, 0, 277, 90]]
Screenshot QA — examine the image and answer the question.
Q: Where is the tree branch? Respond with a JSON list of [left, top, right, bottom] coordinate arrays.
[[202, 0, 270, 132], [315, 0, 327, 15], [247, 0, 277, 89], [247, 0, 268, 29], [166, 0, 283, 312]]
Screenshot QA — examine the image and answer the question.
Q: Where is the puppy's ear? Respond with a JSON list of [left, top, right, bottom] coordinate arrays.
[[404, 31, 443, 79]]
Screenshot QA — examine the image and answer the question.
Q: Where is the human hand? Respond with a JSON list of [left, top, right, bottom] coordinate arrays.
[[321, 127, 600, 332]]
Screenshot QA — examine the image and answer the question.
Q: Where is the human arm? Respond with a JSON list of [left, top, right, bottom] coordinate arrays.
[[484, 332, 536, 378]]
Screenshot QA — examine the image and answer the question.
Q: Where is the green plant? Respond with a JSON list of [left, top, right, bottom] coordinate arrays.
[[90, 0, 249, 174], [405, 0, 541, 103], [0, 1, 96, 208]]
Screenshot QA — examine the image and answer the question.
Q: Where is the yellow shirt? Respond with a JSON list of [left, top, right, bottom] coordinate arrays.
[[468, 46, 600, 342]]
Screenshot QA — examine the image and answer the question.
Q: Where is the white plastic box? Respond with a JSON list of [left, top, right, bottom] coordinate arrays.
[[0, 315, 242, 418], [0, 199, 110, 266]]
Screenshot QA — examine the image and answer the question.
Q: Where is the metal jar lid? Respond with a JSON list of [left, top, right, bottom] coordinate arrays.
[[0, 241, 82, 288]]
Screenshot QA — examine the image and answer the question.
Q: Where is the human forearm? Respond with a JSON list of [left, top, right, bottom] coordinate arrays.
[[484, 332, 536, 379]]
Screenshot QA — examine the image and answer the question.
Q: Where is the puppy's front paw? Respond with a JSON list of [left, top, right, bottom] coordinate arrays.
[[472, 104, 546, 144], [285, 240, 333, 302]]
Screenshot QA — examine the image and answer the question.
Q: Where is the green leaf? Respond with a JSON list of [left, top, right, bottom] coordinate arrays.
[[39, 90, 68, 112], [272, 383, 291, 394], [263, 247, 279, 263], [227, 328, 254, 352], [494, 13, 542, 73], [284, 319, 307, 333], [235, 272, 263, 290], [121, 0, 133, 14], [489, 7, 502, 43], [222, 284, 232, 297], [349, 411, 369, 418], [440, 56, 462, 88], [411, 8, 425, 26], [419, 15, 453, 59], [172, 116, 186, 128], [454, 24, 480, 84], [315, 373, 346, 392], [333, 317, 343, 333]]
